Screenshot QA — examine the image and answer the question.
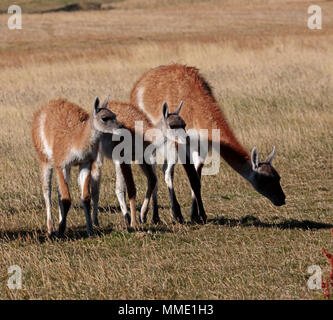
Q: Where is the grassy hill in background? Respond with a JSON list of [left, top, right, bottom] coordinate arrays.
[[0, 0, 263, 14], [0, 0, 120, 13]]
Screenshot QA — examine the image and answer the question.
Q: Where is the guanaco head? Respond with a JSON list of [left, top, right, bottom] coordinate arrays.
[[250, 146, 286, 206], [92, 96, 122, 134], [161, 101, 187, 144]]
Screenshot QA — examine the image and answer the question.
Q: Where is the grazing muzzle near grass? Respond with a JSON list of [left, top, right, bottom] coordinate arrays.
[[251, 172, 286, 206], [250, 146, 286, 206]]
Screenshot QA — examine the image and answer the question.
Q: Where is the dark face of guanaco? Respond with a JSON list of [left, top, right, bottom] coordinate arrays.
[[250, 146, 286, 206], [92, 96, 122, 134], [161, 101, 187, 144]]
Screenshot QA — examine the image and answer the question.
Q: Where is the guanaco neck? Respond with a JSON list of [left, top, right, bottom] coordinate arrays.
[[209, 104, 253, 183], [218, 140, 253, 182]]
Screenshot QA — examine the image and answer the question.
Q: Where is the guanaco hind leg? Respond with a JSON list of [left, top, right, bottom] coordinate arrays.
[[91, 150, 104, 227], [114, 161, 130, 227], [151, 163, 159, 224], [56, 167, 71, 236], [138, 162, 157, 224], [114, 161, 158, 226], [59, 166, 71, 223], [40, 162, 55, 235], [119, 162, 137, 228]]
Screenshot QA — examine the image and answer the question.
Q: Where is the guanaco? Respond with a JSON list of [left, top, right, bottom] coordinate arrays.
[[130, 64, 286, 221], [31, 96, 126, 236], [96, 100, 206, 225]]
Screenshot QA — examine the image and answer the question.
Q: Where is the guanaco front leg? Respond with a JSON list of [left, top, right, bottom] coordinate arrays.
[[180, 145, 207, 224], [78, 162, 94, 236], [183, 162, 206, 224], [162, 160, 184, 224]]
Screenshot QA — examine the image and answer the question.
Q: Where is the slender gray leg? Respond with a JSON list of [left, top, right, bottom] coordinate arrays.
[[163, 161, 184, 223]]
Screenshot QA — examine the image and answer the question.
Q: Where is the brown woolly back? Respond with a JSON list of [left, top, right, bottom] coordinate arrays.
[[130, 64, 250, 169]]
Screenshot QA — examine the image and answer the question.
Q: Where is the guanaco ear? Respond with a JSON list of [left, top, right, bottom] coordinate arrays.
[[162, 102, 169, 119], [175, 101, 183, 115], [265, 146, 276, 164], [101, 94, 110, 109], [251, 147, 259, 170], [94, 96, 100, 114]]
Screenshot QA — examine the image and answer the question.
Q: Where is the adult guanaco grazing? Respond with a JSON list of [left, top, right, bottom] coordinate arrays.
[[96, 100, 206, 225], [130, 64, 286, 220], [31, 96, 125, 236]]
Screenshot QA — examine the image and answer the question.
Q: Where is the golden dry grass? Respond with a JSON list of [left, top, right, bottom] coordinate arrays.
[[0, 0, 333, 299]]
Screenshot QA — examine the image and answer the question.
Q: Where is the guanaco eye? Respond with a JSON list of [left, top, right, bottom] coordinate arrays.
[[102, 117, 112, 122]]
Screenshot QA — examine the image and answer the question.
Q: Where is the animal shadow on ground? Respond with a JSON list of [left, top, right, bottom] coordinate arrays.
[[0, 221, 175, 243], [2, 215, 330, 244], [0, 224, 115, 243], [209, 215, 333, 231], [0, 204, 174, 243]]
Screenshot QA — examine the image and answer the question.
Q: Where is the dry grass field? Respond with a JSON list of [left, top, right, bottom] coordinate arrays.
[[0, 0, 333, 299]]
